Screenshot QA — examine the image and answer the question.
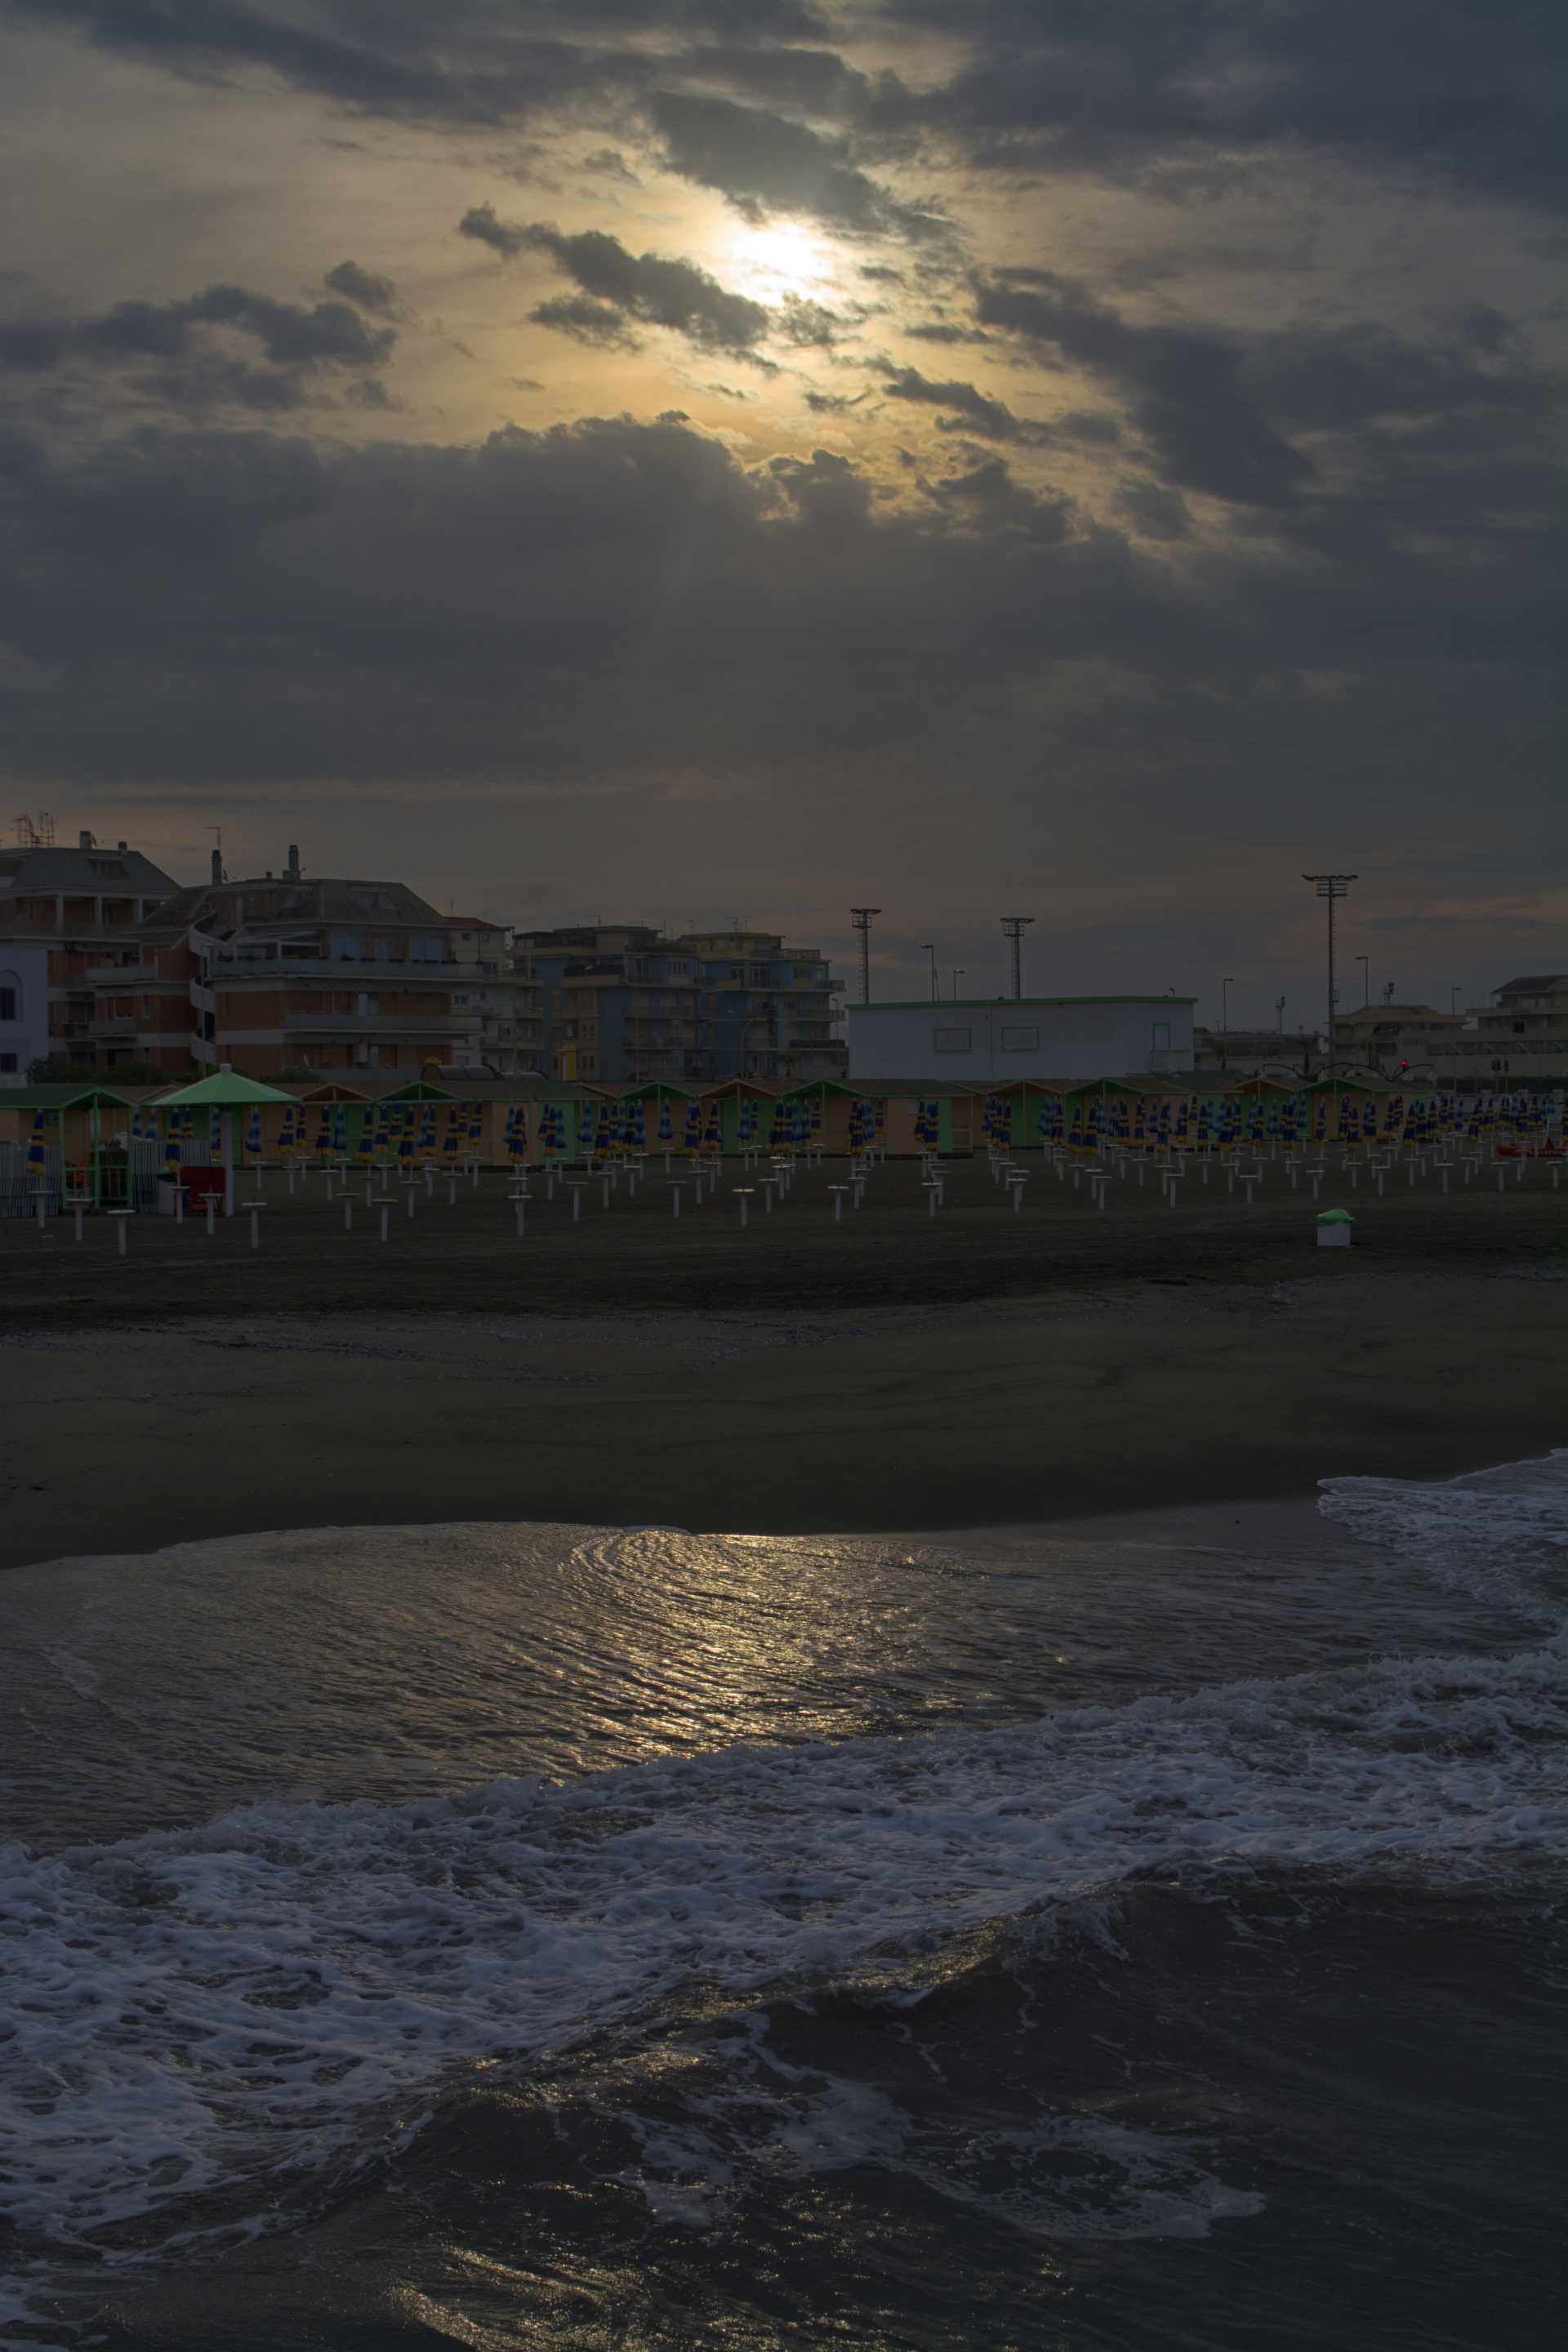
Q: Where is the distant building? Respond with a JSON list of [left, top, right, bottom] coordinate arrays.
[[0, 941, 49, 1084], [131, 847, 527, 1080], [848, 996, 1194, 1084], [513, 923, 844, 1084], [1462, 973, 1568, 1085], [1333, 982, 1568, 1087], [441, 918, 543, 1076], [0, 828, 185, 1078], [1193, 1027, 1320, 1079]]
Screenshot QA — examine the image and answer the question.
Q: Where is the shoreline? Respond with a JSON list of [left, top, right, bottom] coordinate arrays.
[[5, 1264, 1564, 1574]]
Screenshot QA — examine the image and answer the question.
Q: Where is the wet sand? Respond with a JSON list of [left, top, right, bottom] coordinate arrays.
[[4, 1260, 1565, 1571]]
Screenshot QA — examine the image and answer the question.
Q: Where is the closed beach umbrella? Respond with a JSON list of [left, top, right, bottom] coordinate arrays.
[[26, 1110, 47, 1174]]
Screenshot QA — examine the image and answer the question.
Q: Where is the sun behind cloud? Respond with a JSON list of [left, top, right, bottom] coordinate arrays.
[[724, 219, 831, 303]]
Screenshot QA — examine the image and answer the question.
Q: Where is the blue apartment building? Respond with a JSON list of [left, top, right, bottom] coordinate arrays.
[[512, 924, 845, 1085]]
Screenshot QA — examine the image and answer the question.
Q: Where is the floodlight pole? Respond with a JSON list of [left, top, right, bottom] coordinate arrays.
[[1220, 976, 1234, 1071], [1000, 915, 1034, 1000], [920, 942, 937, 1001], [1303, 873, 1356, 1074], [850, 907, 881, 1007]]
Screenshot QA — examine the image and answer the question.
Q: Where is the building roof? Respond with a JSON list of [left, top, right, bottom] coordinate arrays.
[[1494, 973, 1568, 996], [856, 996, 1197, 1010], [0, 843, 181, 897], [2, 1083, 142, 1111], [158, 1070, 297, 1106], [152, 876, 448, 936]]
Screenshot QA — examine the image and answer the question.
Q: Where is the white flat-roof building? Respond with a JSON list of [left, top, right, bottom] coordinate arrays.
[[847, 996, 1195, 1083]]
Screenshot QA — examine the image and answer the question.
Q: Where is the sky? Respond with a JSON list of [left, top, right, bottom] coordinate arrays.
[[0, 1, 1563, 1027]]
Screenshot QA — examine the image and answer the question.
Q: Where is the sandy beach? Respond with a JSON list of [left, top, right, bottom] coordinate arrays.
[[5, 1249, 1565, 1570]]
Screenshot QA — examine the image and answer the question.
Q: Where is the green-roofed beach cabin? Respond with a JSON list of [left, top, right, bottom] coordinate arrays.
[[158, 1066, 296, 1214]]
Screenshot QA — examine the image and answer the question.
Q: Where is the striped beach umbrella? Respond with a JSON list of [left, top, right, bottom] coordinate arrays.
[[244, 1105, 262, 1159]]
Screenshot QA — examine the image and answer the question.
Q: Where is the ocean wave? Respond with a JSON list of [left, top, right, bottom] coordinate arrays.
[[4, 1637, 1565, 2264]]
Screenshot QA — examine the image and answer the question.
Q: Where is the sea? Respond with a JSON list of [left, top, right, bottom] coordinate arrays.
[[2, 1454, 1566, 2350]]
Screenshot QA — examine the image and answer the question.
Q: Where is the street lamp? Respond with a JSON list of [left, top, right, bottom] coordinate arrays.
[[920, 943, 937, 1002], [1302, 874, 1357, 1073], [1356, 954, 1370, 1007], [1000, 915, 1034, 1000], [952, 969, 965, 1000], [849, 907, 881, 1007], [1220, 976, 1234, 1070], [1450, 986, 1462, 1016]]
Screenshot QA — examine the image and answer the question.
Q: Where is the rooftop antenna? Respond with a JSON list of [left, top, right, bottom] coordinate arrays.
[[850, 906, 881, 1005], [1000, 915, 1034, 1000], [207, 826, 225, 883]]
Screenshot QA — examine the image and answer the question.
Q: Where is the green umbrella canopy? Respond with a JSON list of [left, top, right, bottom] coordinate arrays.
[[156, 1070, 297, 1106]]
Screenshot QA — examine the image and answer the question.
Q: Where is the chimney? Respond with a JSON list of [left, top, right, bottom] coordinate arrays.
[[78, 829, 95, 850], [117, 840, 127, 851], [286, 844, 301, 880], [211, 849, 223, 884]]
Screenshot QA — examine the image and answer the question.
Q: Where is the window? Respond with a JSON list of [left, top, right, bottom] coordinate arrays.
[[934, 1026, 972, 1052], [1152, 1022, 1172, 1049], [0, 1053, 16, 1072], [0, 985, 16, 1022], [1000, 1025, 1040, 1051]]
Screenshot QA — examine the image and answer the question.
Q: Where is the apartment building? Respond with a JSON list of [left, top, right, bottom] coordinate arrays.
[[677, 930, 845, 1082], [0, 829, 186, 1078], [513, 927, 699, 1082], [1331, 978, 1568, 1085], [512, 924, 844, 1083], [132, 849, 486, 1080], [443, 918, 545, 1076]]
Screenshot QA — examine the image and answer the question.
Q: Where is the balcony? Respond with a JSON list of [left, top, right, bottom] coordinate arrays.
[[213, 956, 489, 985], [283, 1013, 482, 1038], [84, 960, 158, 985]]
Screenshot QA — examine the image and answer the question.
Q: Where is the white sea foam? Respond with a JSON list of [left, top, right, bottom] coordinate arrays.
[[2, 1454, 1565, 2280]]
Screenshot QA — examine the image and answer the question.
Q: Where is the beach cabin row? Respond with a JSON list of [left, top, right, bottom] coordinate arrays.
[[2, 1071, 1560, 1211]]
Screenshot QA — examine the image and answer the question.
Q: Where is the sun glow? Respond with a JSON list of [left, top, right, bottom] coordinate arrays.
[[726, 219, 828, 301]]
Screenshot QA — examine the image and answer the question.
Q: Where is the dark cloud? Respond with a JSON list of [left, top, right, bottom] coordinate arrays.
[[459, 208, 771, 354], [1, 407, 1562, 982], [928, 453, 1074, 541], [579, 146, 640, 185], [1114, 477, 1192, 541], [323, 260, 400, 317], [875, 362, 1057, 444], [16, 0, 1568, 226], [880, 0, 1568, 214], [0, 281, 394, 412], [530, 294, 640, 350], [644, 89, 938, 238], [973, 274, 1313, 505], [906, 320, 993, 346]]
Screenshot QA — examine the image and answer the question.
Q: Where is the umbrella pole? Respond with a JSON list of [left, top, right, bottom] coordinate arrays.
[[224, 1107, 236, 1217]]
